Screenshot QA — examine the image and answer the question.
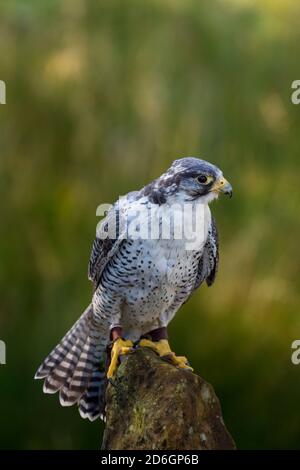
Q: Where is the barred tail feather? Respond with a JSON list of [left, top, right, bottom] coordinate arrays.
[[79, 368, 106, 421], [35, 304, 108, 421], [35, 305, 93, 380]]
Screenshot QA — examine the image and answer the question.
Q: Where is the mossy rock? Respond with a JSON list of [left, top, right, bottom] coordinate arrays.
[[102, 347, 236, 450]]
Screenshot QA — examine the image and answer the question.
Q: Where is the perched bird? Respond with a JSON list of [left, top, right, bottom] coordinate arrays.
[[35, 157, 232, 421]]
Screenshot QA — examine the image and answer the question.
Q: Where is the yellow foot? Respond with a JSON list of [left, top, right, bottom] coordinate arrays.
[[107, 338, 134, 379], [138, 338, 193, 372]]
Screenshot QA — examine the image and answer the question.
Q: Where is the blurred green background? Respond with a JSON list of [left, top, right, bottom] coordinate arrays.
[[1, 0, 300, 450]]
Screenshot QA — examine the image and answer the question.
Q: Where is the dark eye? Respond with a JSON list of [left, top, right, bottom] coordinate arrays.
[[196, 175, 208, 184]]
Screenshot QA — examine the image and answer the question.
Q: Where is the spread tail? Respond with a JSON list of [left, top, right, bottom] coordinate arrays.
[[35, 304, 108, 421]]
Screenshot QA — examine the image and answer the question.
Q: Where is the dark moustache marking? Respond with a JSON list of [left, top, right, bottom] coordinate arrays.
[[140, 158, 220, 205]]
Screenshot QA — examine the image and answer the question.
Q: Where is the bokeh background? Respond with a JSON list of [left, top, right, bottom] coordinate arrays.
[[1, 0, 300, 449]]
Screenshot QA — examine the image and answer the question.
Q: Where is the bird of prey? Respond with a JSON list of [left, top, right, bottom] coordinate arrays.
[[35, 157, 232, 421]]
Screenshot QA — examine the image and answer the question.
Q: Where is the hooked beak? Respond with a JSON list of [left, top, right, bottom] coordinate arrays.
[[211, 176, 233, 198]]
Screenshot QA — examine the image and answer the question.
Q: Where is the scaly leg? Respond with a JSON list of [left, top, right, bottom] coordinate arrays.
[[107, 327, 133, 379], [138, 330, 193, 372]]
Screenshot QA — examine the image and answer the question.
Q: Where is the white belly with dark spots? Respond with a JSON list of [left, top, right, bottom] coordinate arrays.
[[94, 199, 212, 340], [120, 238, 203, 337]]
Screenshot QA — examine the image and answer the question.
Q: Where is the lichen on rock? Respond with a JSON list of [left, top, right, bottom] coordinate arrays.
[[102, 347, 236, 450]]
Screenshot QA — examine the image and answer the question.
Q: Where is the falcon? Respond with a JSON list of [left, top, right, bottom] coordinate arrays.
[[35, 157, 232, 420]]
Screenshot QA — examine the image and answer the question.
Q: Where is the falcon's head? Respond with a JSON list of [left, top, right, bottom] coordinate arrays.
[[143, 157, 232, 204]]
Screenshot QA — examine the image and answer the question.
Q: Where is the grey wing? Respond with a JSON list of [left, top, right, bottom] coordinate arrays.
[[88, 205, 124, 290], [194, 216, 219, 290]]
